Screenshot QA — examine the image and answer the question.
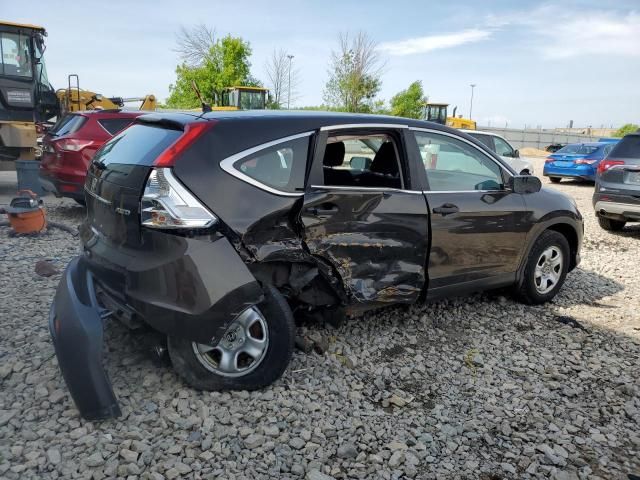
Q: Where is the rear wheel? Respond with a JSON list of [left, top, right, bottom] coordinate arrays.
[[549, 177, 562, 183], [513, 230, 570, 304], [598, 217, 625, 231], [168, 285, 295, 391]]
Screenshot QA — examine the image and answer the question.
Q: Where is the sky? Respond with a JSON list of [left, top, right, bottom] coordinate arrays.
[[3, 0, 639, 128]]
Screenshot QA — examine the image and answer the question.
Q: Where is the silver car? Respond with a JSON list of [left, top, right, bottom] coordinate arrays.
[[461, 129, 534, 175]]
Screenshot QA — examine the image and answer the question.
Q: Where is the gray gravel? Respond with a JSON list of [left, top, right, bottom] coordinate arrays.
[[1, 160, 639, 479]]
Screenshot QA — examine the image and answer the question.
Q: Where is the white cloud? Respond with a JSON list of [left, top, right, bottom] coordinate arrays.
[[487, 6, 640, 59], [378, 29, 492, 56], [538, 11, 640, 59]]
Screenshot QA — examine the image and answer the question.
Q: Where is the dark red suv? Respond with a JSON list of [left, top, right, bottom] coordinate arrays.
[[39, 110, 145, 204]]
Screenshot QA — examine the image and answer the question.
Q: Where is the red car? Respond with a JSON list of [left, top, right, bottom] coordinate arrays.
[[39, 110, 145, 204]]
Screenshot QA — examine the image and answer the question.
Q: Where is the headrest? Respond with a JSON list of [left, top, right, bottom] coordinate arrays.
[[370, 142, 397, 175], [323, 142, 345, 167]]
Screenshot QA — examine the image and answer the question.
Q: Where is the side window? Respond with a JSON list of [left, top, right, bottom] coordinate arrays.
[[322, 133, 404, 189], [98, 118, 135, 136], [414, 131, 504, 192], [493, 137, 514, 157], [231, 136, 309, 193]]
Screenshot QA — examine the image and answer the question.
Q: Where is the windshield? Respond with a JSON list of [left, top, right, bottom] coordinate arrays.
[[238, 90, 265, 109], [0, 32, 32, 78], [33, 35, 50, 87], [555, 144, 599, 155]]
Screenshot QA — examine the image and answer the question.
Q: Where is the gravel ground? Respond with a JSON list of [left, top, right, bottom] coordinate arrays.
[[0, 159, 639, 480]]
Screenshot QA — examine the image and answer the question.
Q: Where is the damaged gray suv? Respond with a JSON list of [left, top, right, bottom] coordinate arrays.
[[50, 111, 583, 420]]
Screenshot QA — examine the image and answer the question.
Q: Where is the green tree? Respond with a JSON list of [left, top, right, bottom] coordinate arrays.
[[613, 123, 640, 137], [166, 34, 256, 108], [390, 81, 425, 119], [323, 32, 384, 113]]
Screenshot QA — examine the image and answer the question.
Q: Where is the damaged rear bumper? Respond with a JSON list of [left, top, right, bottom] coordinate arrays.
[[49, 256, 121, 420], [50, 229, 264, 420]]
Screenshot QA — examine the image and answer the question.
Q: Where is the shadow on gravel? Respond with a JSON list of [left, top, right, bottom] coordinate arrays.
[[549, 267, 624, 307]]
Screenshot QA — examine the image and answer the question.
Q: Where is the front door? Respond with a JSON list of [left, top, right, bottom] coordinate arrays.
[[411, 129, 528, 295], [300, 126, 430, 305]]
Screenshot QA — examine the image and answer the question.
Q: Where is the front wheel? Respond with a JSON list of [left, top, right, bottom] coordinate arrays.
[[598, 217, 625, 232], [513, 230, 570, 304], [549, 177, 562, 183], [168, 285, 295, 391]]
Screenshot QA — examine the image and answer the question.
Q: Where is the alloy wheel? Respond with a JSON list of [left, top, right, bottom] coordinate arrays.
[[192, 307, 269, 377], [534, 246, 563, 294]]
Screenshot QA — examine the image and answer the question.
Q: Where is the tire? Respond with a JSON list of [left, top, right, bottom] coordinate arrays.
[[168, 285, 295, 391], [513, 230, 570, 305], [549, 177, 562, 183], [598, 217, 625, 232]]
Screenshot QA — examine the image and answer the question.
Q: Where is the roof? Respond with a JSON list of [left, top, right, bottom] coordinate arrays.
[[136, 109, 452, 134], [71, 109, 147, 117], [0, 20, 46, 31], [225, 86, 268, 92]]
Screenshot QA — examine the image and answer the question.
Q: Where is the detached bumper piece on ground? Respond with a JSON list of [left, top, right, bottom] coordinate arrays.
[[49, 257, 120, 420], [49, 110, 583, 420]]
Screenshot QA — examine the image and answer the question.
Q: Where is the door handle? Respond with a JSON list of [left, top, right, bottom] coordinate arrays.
[[432, 203, 459, 216], [306, 205, 338, 216]]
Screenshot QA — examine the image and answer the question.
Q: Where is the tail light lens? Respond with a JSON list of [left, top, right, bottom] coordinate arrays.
[[153, 121, 215, 167], [56, 139, 95, 152], [545, 157, 555, 163], [141, 168, 217, 229], [597, 159, 625, 174], [575, 158, 597, 165]]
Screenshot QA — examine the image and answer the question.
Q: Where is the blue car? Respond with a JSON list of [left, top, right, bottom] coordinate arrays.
[[543, 142, 618, 183]]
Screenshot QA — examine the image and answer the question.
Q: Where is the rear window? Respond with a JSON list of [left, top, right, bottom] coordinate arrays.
[[49, 114, 87, 137], [98, 118, 136, 136], [468, 133, 493, 150], [609, 135, 640, 159], [91, 124, 181, 167], [555, 144, 599, 155]]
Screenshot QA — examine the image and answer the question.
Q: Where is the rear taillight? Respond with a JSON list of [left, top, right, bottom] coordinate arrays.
[[56, 138, 95, 152], [545, 157, 555, 163], [575, 158, 597, 165], [154, 121, 216, 167], [141, 168, 217, 229], [597, 159, 625, 174]]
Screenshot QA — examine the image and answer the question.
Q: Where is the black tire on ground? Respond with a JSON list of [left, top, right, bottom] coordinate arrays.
[[168, 285, 295, 391], [598, 217, 626, 232], [513, 230, 570, 305], [74, 198, 86, 206], [549, 177, 562, 183]]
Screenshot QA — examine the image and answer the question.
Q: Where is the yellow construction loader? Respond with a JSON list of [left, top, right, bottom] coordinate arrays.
[[423, 103, 477, 130], [0, 20, 156, 163], [57, 74, 156, 114]]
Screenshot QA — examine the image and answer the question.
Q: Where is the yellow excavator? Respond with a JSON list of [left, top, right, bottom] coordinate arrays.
[[423, 103, 477, 130]]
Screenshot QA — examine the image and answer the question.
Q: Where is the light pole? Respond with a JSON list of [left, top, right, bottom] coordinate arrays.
[[469, 84, 476, 119], [287, 54, 294, 109]]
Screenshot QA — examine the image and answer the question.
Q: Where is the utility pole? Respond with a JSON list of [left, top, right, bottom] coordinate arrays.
[[287, 54, 294, 109], [469, 84, 476, 119]]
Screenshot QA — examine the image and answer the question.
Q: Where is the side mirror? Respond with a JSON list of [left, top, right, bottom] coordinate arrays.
[[350, 156, 372, 171], [514, 149, 520, 158], [511, 175, 541, 194]]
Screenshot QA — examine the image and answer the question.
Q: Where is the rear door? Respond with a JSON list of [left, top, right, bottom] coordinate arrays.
[[410, 128, 528, 295], [300, 125, 430, 305], [84, 123, 182, 247]]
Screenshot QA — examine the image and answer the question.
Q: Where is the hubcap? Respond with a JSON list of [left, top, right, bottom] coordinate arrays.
[[534, 246, 563, 294], [192, 307, 269, 377]]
